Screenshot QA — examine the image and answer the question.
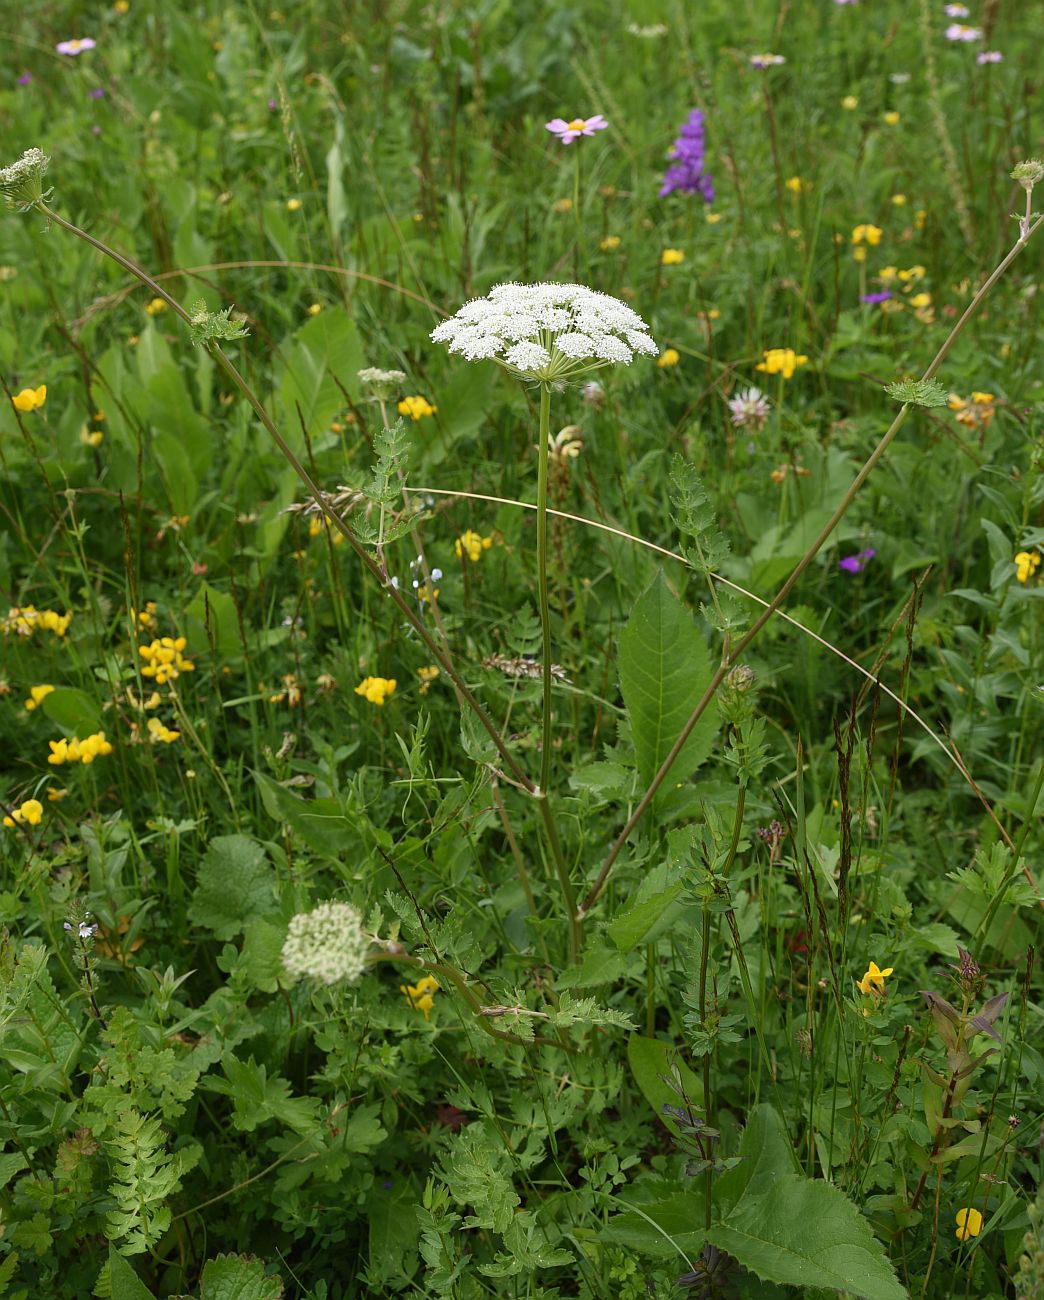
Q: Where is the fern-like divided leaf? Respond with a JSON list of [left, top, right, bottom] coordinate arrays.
[[105, 1108, 197, 1256]]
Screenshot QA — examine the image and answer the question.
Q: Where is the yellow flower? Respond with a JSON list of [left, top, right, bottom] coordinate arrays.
[[147, 717, 181, 744], [883, 111, 900, 126], [841, 95, 858, 110], [756, 348, 808, 380], [898, 264, 925, 283], [47, 787, 68, 802], [355, 676, 397, 706], [11, 385, 46, 413], [851, 224, 883, 246], [417, 665, 440, 696], [397, 395, 437, 421], [599, 235, 621, 250], [307, 303, 322, 316], [661, 248, 685, 266], [3, 798, 43, 829], [705, 211, 723, 224], [400, 974, 440, 1019], [25, 684, 55, 711], [908, 292, 932, 309], [47, 732, 113, 766], [79, 426, 104, 447], [1014, 551, 1040, 583], [892, 194, 907, 206], [114, 0, 129, 12], [2, 606, 71, 638], [145, 298, 167, 316], [856, 961, 893, 995], [657, 348, 680, 368], [552, 197, 573, 213], [139, 636, 195, 685], [785, 176, 805, 194], [286, 198, 302, 212], [455, 529, 493, 563], [915, 208, 927, 230], [955, 1208, 983, 1242], [852, 245, 867, 264]]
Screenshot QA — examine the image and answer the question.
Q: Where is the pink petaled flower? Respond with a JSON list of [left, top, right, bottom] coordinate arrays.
[[943, 3, 969, 14], [976, 50, 1003, 63], [56, 37, 97, 55], [728, 386, 771, 431], [945, 23, 982, 40], [545, 115, 608, 145]]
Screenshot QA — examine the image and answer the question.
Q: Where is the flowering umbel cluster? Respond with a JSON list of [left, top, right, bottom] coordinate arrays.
[[0, 148, 52, 213], [430, 282, 656, 383], [280, 901, 370, 986]]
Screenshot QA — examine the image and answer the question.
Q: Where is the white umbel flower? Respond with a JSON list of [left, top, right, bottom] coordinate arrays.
[[281, 900, 370, 986], [0, 148, 52, 212], [431, 282, 657, 382]]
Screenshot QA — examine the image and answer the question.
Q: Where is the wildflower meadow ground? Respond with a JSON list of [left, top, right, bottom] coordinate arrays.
[[1, 2, 1042, 1298]]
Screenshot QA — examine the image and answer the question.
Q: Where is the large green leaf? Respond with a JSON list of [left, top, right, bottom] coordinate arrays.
[[627, 1035, 704, 1121], [40, 687, 103, 737], [253, 770, 354, 859], [618, 572, 719, 805], [108, 1247, 158, 1300], [199, 1252, 284, 1300], [708, 1106, 907, 1300], [188, 835, 278, 940], [277, 308, 363, 445]]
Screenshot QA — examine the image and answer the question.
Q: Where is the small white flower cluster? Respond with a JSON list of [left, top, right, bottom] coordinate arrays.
[[280, 900, 370, 986], [358, 367, 407, 398], [430, 282, 657, 382], [0, 148, 51, 211]]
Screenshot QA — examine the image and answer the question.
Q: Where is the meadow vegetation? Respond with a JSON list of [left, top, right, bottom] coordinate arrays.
[[1, 2, 1042, 1297]]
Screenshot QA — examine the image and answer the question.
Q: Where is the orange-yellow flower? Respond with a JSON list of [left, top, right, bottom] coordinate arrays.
[[11, 385, 46, 413]]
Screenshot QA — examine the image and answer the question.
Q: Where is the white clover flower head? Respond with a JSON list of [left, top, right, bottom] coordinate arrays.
[[430, 282, 656, 383], [280, 900, 370, 986], [0, 148, 52, 212]]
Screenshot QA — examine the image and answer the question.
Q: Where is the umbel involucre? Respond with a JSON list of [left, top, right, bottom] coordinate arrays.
[[430, 282, 657, 383]]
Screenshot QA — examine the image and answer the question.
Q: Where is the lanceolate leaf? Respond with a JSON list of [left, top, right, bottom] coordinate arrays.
[[618, 571, 719, 804]]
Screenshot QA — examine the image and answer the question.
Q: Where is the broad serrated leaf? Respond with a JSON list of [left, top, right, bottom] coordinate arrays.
[[619, 572, 719, 804], [884, 377, 948, 408], [188, 835, 277, 940], [199, 1253, 284, 1300], [707, 1105, 906, 1300]]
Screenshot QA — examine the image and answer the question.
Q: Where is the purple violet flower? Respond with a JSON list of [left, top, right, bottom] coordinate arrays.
[[660, 109, 714, 202], [861, 290, 892, 304], [17, 72, 33, 86], [839, 548, 876, 574]]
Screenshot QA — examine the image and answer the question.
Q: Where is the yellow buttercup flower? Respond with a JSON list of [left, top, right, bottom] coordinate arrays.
[[891, 194, 907, 206], [397, 395, 437, 421], [599, 235, 621, 250], [661, 248, 685, 266], [11, 385, 46, 413], [856, 960, 893, 995], [841, 95, 858, 110], [400, 974, 440, 1019], [657, 348, 680, 368], [25, 684, 55, 711], [955, 1208, 983, 1242], [784, 176, 806, 194], [286, 198, 302, 212], [145, 298, 167, 316], [1014, 551, 1040, 583], [756, 348, 808, 380], [306, 302, 322, 316], [3, 799, 43, 829], [354, 676, 396, 706]]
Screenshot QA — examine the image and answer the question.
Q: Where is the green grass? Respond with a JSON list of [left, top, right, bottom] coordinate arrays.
[[1, 2, 1042, 1297]]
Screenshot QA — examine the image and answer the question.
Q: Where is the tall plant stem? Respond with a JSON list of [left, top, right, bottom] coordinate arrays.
[[40, 204, 534, 796], [577, 211, 1044, 921], [534, 382, 579, 960]]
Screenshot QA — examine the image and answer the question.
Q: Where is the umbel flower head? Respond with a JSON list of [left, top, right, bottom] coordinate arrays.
[[0, 148, 52, 213], [281, 900, 370, 985], [430, 282, 657, 384]]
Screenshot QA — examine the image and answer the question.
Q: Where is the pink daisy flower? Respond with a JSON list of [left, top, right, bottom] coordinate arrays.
[[945, 23, 982, 40], [545, 115, 608, 145], [56, 37, 97, 55]]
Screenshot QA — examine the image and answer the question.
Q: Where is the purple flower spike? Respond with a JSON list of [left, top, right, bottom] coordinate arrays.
[[17, 72, 33, 86], [839, 548, 876, 574], [660, 109, 714, 202], [861, 290, 892, 304]]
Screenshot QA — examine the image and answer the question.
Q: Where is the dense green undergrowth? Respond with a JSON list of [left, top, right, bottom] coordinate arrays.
[[1, 2, 1042, 1297]]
